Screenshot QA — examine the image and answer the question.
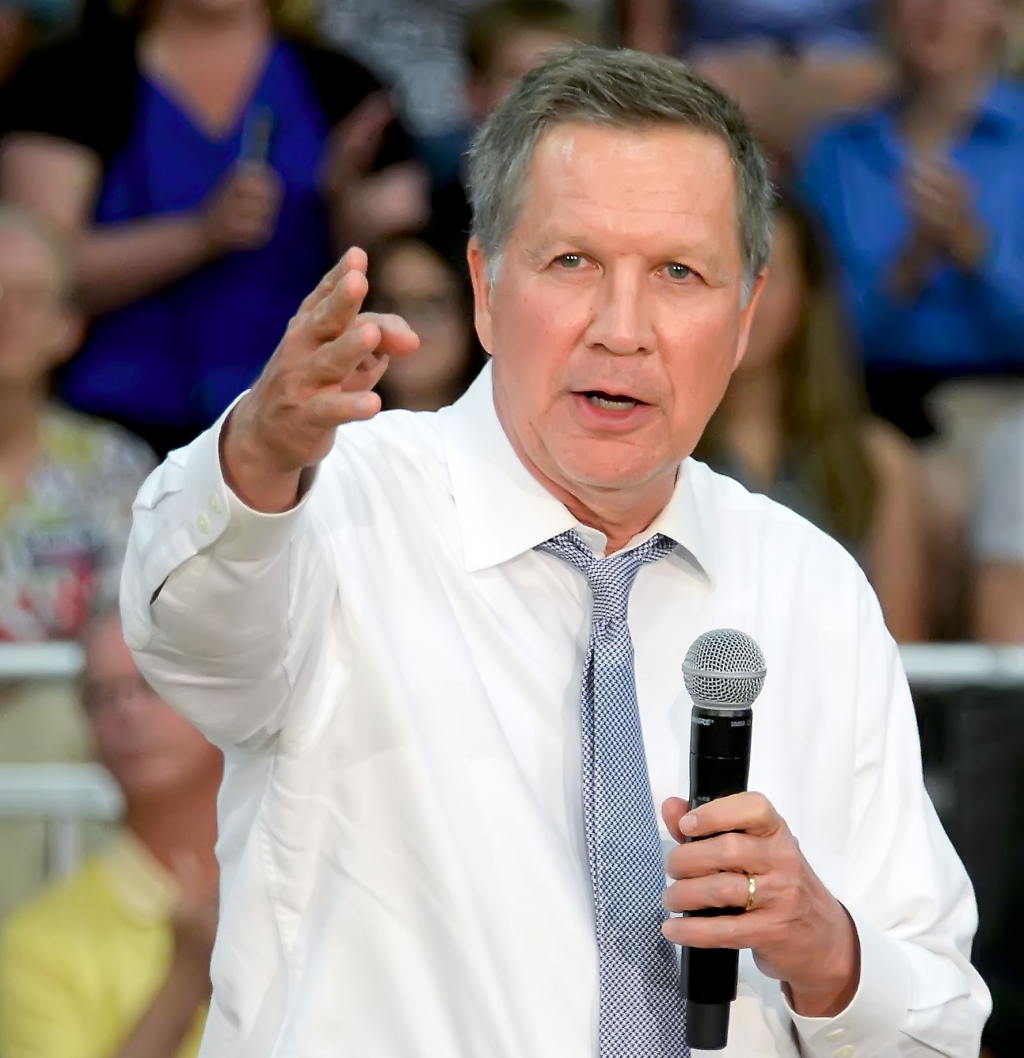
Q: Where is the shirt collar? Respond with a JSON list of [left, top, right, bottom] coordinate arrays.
[[440, 362, 714, 579], [874, 78, 1023, 161]]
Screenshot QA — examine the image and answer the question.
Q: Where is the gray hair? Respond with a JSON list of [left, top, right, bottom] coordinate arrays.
[[467, 46, 774, 300]]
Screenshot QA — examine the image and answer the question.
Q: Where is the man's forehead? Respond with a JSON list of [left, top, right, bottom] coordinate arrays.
[[518, 122, 742, 263]]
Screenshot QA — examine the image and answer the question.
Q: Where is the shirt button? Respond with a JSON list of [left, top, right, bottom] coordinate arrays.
[[209, 493, 223, 515], [826, 1029, 848, 1043], [834, 1046, 855, 1058], [196, 512, 211, 535]]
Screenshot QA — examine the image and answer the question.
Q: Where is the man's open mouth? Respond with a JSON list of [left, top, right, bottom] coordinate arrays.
[[580, 390, 648, 411]]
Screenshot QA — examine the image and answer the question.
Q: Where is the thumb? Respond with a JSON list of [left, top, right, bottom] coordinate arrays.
[[662, 797, 690, 843]]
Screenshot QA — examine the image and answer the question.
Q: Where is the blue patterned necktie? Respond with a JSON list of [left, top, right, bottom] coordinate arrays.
[[538, 529, 689, 1057]]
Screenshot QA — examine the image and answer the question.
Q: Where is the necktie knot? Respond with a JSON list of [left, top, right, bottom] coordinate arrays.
[[539, 529, 676, 621]]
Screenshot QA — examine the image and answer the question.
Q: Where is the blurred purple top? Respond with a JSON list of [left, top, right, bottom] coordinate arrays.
[[58, 41, 334, 451]]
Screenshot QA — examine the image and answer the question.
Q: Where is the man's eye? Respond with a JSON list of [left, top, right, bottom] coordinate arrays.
[[554, 253, 585, 269], [665, 263, 693, 281]]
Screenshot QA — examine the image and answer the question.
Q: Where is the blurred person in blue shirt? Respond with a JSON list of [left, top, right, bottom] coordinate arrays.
[[620, 0, 893, 164], [799, 0, 1024, 439]]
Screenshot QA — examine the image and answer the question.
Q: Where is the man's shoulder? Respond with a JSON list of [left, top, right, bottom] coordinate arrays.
[[689, 459, 868, 583], [800, 106, 885, 183]]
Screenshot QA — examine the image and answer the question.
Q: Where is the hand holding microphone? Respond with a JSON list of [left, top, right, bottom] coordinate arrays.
[[662, 793, 859, 1021], [665, 631, 859, 1049]]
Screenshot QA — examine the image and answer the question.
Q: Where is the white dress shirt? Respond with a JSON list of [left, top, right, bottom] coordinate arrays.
[[121, 364, 989, 1058]]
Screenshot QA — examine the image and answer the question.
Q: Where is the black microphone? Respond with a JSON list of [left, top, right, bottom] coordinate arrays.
[[678, 629, 767, 1051]]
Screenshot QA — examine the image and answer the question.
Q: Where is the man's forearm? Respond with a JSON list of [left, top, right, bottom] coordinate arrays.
[[112, 958, 206, 1058], [77, 213, 213, 316]]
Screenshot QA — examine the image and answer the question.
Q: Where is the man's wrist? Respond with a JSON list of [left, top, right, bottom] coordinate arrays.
[[786, 904, 861, 1018], [165, 950, 212, 1007], [220, 403, 302, 514]]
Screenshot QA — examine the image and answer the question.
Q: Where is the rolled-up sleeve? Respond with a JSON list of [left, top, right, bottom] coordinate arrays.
[[119, 406, 335, 748], [785, 584, 990, 1056]]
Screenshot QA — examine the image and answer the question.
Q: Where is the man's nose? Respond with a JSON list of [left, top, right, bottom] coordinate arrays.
[[585, 271, 655, 356]]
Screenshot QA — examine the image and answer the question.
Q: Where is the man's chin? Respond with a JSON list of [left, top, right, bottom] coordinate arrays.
[[553, 441, 672, 494]]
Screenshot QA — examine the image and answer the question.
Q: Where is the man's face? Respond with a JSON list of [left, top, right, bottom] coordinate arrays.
[[470, 123, 762, 503], [0, 225, 79, 387], [893, 0, 1008, 80], [83, 615, 222, 803]]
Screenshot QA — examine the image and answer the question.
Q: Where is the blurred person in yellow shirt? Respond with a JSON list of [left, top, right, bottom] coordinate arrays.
[[0, 605, 222, 1058]]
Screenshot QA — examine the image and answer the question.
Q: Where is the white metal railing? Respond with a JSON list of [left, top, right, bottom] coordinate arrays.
[[1, 641, 1022, 879], [899, 643, 1024, 690], [0, 641, 83, 680], [0, 764, 122, 878], [4, 641, 1024, 688]]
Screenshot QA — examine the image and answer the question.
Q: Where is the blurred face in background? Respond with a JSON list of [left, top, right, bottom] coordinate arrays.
[[374, 240, 475, 411], [157, 0, 267, 24], [471, 122, 762, 501], [738, 215, 805, 375], [83, 614, 222, 805], [0, 223, 80, 390], [892, 0, 1009, 81], [469, 30, 581, 120]]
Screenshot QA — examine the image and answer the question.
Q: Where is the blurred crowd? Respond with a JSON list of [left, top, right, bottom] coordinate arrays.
[[0, 0, 1021, 1056]]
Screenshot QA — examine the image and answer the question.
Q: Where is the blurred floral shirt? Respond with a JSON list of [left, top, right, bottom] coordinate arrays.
[[0, 407, 154, 642]]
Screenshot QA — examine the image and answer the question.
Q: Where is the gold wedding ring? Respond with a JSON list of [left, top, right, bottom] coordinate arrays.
[[744, 875, 757, 912]]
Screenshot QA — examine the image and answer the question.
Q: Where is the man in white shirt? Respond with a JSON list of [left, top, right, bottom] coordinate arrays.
[[120, 46, 989, 1058]]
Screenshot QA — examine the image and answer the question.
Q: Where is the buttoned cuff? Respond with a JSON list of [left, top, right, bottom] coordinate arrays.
[[785, 912, 910, 1058], [184, 396, 318, 564]]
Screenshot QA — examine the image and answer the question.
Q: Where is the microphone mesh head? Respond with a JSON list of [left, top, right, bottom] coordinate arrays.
[[683, 629, 766, 708]]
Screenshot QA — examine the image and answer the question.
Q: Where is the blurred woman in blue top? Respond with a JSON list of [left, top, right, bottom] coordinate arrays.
[[0, 0, 427, 454], [799, 0, 1024, 438]]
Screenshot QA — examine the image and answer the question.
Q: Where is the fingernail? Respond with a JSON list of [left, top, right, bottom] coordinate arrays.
[[679, 813, 698, 833]]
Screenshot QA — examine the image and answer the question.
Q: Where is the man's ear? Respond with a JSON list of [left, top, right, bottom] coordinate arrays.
[[732, 269, 767, 371], [467, 237, 495, 355]]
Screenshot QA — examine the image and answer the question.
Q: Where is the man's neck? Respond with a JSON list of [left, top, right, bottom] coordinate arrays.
[[146, 2, 270, 49], [492, 385, 676, 555], [901, 66, 998, 147], [125, 772, 221, 889]]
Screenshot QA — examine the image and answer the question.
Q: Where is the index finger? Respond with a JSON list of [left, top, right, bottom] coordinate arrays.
[[677, 791, 783, 840], [298, 246, 369, 316], [308, 264, 370, 344]]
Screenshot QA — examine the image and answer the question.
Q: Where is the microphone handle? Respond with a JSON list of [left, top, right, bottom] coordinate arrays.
[[681, 705, 753, 1051]]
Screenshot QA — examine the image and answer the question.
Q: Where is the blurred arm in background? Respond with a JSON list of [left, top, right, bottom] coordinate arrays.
[[0, 132, 283, 317], [972, 412, 1024, 643], [0, 22, 427, 320], [318, 90, 428, 256]]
